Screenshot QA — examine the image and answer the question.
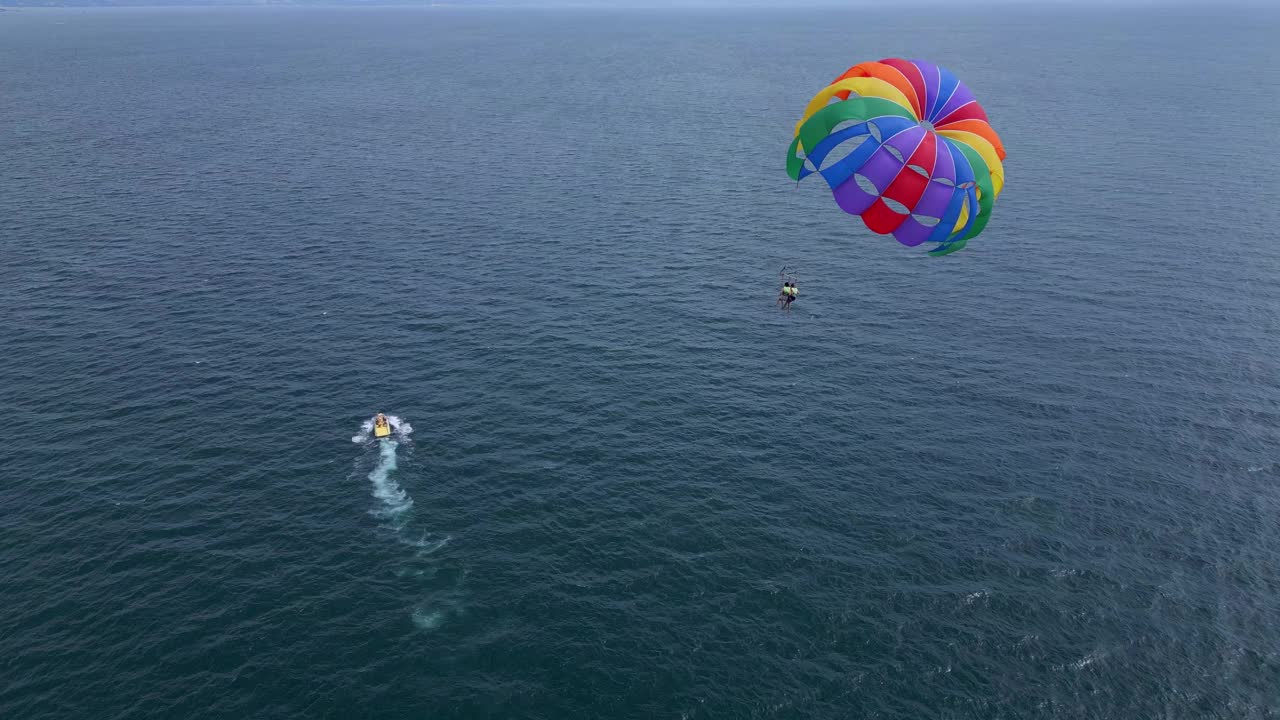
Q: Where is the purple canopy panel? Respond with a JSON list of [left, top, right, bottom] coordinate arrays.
[[933, 84, 976, 125], [909, 59, 943, 120], [892, 181, 957, 246], [891, 141, 956, 246], [831, 126, 925, 217]]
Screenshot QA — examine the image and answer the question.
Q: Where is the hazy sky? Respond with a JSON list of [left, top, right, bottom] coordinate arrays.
[[0, 0, 1265, 6], [0, 0, 1271, 9]]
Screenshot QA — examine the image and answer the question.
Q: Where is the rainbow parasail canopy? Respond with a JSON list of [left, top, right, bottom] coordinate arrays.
[[787, 59, 1006, 256]]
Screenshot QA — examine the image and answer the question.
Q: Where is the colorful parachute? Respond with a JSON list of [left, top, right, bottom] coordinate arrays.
[[787, 59, 1006, 256]]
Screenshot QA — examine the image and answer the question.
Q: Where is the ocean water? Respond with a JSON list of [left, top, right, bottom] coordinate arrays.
[[3, 5, 1280, 718]]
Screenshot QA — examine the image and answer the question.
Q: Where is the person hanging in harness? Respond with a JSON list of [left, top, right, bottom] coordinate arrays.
[[777, 267, 800, 310], [778, 281, 799, 309]]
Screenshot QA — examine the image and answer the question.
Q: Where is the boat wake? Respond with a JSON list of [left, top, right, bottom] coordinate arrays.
[[369, 438, 413, 524], [352, 417, 458, 630]]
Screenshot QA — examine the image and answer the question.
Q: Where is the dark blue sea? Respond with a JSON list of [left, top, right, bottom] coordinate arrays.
[[3, 4, 1280, 718]]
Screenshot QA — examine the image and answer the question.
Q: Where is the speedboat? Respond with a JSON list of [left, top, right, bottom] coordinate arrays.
[[373, 413, 393, 438]]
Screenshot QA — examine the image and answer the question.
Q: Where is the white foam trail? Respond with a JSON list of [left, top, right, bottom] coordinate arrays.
[[351, 415, 457, 630], [352, 420, 373, 444], [410, 608, 445, 631], [409, 593, 465, 632], [369, 439, 413, 519], [403, 534, 451, 556], [389, 415, 413, 436], [352, 414, 415, 444]]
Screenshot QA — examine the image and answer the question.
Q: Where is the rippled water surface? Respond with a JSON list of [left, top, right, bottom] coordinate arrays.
[[3, 5, 1280, 719]]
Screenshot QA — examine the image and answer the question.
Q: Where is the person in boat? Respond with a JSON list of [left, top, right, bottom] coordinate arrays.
[[375, 413, 389, 430]]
